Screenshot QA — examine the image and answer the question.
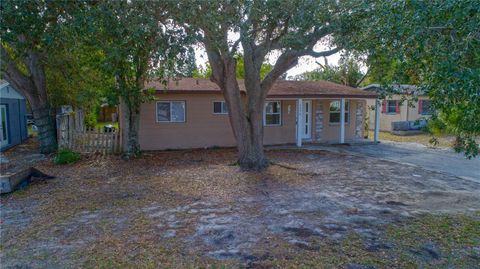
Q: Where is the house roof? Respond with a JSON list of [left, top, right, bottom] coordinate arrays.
[[0, 80, 25, 100], [362, 84, 426, 96], [146, 78, 377, 99]]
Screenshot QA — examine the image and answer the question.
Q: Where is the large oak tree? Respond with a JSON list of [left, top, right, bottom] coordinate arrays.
[[0, 1, 82, 153], [169, 0, 366, 170]]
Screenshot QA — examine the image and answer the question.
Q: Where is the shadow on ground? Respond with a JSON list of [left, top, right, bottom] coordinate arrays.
[[1, 148, 479, 268]]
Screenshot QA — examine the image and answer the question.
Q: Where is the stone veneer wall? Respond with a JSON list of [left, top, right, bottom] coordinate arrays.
[[315, 103, 324, 142], [355, 101, 364, 139]]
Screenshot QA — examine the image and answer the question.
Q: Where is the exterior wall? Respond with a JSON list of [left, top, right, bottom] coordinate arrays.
[[312, 99, 365, 143], [263, 99, 297, 145], [0, 98, 28, 151], [125, 93, 367, 151], [138, 94, 298, 150], [367, 95, 432, 132]]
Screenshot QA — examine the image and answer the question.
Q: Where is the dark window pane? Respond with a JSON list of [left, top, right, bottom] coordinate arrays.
[[330, 113, 340, 123], [266, 114, 280, 125], [422, 100, 433, 114], [213, 102, 222, 113], [272, 102, 279, 113], [157, 102, 170, 121], [387, 100, 397, 113]]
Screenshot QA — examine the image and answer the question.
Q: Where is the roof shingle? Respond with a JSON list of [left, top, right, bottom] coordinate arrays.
[[146, 78, 377, 98]]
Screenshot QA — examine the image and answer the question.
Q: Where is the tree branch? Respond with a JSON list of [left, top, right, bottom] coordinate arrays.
[[304, 47, 341, 57], [0, 46, 36, 99], [260, 50, 299, 94]]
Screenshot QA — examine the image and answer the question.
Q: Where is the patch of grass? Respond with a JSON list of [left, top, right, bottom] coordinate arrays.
[[53, 148, 81, 165], [368, 130, 455, 148], [386, 212, 480, 268], [95, 121, 119, 130]]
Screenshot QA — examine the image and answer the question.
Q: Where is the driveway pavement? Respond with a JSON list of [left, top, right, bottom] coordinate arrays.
[[340, 141, 480, 182]]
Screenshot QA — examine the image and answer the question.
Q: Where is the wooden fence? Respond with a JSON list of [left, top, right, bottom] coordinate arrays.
[[56, 111, 122, 154]]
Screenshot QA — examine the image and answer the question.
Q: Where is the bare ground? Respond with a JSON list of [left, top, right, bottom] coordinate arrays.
[[1, 147, 479, 268]]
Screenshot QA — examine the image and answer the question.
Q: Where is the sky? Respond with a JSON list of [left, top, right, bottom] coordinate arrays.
[[194, 44, 342, 80]]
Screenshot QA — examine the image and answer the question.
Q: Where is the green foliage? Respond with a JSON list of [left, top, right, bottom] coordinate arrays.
[[192, 54, 273, 80], [360, 0, 480, 157], [88, 0, 191, 110], [53, 148, 81, 165], [84, 112, 98, 129], [1, 1, 114, 125], [294, 55, 365, 87]]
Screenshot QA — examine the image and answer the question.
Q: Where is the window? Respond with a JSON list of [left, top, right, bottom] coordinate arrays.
[[420, 100, 433, 115], [213, 101, 228, 114], [386, 100, 397, 114], [329, 100, 349, 123], [156, 101, 185, 122], [264, 101, 281, 126]]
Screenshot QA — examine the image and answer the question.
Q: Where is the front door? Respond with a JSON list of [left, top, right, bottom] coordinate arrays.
[[302, 100, 312, 139], [0, 105, 8, 147]]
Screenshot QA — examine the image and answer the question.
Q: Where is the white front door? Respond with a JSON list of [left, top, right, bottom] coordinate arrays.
[[302, 100, 312, 139], [0, 105, 8, 147]]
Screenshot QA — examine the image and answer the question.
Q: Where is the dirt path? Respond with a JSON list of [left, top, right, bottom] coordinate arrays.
[[1, 149, 479, 268]]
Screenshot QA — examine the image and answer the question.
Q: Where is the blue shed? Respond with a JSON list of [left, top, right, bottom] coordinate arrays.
[[0, 80, 28, 151]]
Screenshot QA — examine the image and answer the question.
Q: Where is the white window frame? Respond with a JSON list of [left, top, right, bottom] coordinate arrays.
[[264, 101, 282, 126], [329, 100, 349, 124], [156, 101, 186, 123], [213, 101, 228, 115]]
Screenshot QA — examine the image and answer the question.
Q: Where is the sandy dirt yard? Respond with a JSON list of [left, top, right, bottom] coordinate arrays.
[[1, 147, 479, 268]]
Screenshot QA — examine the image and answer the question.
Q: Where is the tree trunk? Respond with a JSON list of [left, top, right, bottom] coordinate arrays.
[[235, 109, 268, 170], [217, 60, 269, 171], [32, 103, 57, 153], [1, 47, 57, 153], [120, 99, 140, 158]]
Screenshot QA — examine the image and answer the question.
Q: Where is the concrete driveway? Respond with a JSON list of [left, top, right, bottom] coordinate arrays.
[[341, 141, 480, 182]]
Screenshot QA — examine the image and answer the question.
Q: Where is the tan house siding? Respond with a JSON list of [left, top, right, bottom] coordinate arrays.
[[263, 99, 297, 145], [314, 100, 364, 143], [119, 93, 368, 151], [367, 95, 431, 132], [138, 93, 236, 150]]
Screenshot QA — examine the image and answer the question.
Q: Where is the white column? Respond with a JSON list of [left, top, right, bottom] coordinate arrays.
[[374, 99, 380, 143], [340, 98, 345, 144], [296, 98, 303, 147]]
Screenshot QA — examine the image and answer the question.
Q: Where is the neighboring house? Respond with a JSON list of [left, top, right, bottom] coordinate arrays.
[[0, 80, 28, 151], [119, 78, 377, 151], [363, 84, 433, 132]]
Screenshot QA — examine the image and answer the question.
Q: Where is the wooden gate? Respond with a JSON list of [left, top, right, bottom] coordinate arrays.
[[56, 111, 122, 154]]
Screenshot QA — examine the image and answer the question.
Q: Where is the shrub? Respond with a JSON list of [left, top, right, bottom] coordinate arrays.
[[54, 148, 81, 165], [84, 112, 98, 129]]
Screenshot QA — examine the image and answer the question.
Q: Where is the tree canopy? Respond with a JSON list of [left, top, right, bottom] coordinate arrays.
[[360, 0, 480, 157], [167, 0, 368, 170], [294, 55, 365, 87], [193, 54, 273, 80]]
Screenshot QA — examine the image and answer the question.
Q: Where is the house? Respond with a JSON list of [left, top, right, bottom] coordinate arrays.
[[362, 84, 433, 133], [0, 80, 28, 151], [119, 78, 377, 151]]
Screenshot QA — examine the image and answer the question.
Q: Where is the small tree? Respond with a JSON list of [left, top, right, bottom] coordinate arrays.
[[89, 0, 190, 157], [170, 0, 366, 170]]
